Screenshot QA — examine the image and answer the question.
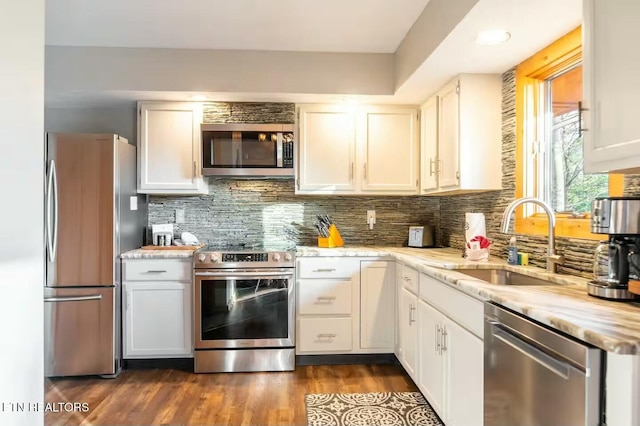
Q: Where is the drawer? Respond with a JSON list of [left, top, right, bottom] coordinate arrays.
[[123, 259, 191, 282], [298, 279, 352, 315], [297, 258, 358, 279], [419, 273, 483, 338], [298, 317, 352, 352], [398, 264, 419, 295]]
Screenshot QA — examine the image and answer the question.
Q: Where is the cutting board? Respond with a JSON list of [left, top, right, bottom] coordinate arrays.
[[629, 280, 640, 296], [141, 244, 204, 250]]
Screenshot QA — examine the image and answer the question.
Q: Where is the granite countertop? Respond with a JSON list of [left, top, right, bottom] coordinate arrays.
[[297, 246, 640, 355], [121, 248, 197, 259]]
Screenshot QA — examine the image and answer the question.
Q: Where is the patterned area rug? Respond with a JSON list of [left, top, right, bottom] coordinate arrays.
[[305, 392, 444, 426]]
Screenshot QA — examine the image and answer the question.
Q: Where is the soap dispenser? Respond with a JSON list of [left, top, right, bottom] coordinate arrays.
[[507, 236, 518, 265]]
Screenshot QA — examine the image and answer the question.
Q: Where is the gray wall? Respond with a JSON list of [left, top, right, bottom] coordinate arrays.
[[0, 0, 45, 424], [45, 106, 137, 145]]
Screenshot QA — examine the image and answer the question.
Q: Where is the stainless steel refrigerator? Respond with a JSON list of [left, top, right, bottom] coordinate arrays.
[[44, 133, 146, 377]]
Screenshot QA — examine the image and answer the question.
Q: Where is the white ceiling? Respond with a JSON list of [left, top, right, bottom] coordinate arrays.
[[45, 0, 582, 107], [45, 0, 430, 53], [396, 0, 582, 102]]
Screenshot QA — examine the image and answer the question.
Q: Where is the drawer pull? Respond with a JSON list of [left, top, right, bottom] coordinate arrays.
[[316, 296, 336, 301], [317, 333, 337, 338], [146, 270, 167, 273], [402, 276, 411, 281], [313, 268, 337, 273]]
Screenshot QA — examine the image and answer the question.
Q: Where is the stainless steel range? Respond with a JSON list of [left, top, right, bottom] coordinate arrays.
[[193, 244, 295, 373]]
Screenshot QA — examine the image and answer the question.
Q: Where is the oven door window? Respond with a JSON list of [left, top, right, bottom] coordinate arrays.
[[200, 276, 289, 341], [203, 131, 279, 168]]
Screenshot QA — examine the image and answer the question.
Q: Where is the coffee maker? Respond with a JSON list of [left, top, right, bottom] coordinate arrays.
[[590, 197, 640, 300]]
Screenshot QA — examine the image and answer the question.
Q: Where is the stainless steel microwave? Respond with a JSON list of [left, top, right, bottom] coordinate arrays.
[[201, 123, 295, 177]]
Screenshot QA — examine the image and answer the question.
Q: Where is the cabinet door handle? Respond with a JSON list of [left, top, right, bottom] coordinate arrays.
[[350, 162, 354, 181], [318, 333, 336, 338], [402, 276, 410, 281], [313, 268, 336, 273], [193, 161, 197, 178], [579, 101, 589, 133], [316, 296, 336, 302], [442, 327, 448, 352], [438, 159, 443, 176], [435, 324, 441, 354], [363, 163, 367, 180], [429, 158, 436, 176], [146, 270, 167, 273], [409, 304, 416, 324]]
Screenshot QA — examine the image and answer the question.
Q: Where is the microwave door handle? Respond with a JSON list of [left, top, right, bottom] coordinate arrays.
[[276, 132, 283, 167]]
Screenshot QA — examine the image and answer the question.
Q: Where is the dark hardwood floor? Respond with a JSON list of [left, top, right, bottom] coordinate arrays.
[[45, 364, 417, 425]]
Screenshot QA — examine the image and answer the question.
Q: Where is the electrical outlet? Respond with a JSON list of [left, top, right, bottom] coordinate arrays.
[[175, 209, 185, 224], [367, 210, 376, 230]]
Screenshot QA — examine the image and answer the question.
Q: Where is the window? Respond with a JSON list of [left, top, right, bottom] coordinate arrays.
[[515, 27, 623, 240]]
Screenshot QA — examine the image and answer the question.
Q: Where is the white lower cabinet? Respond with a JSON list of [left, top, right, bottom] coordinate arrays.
[[123, 281, 192, 358], [360, 261, 395, 351], [417, 300, 447, 417], [122, 258, 193, 358], [417, 273, 483, 426], [398, 286, 419, 380], [296, 258, 395, 354]]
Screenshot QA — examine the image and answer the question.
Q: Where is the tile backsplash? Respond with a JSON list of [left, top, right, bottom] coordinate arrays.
[[148, 179, 440, 247]]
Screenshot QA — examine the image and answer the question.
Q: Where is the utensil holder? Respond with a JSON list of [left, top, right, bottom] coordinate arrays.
[[318, 224, 344, 248]]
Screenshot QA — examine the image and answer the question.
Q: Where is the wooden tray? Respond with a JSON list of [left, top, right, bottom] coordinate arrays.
[[629, 280, 640, 296], [141, 244, 204, 250]]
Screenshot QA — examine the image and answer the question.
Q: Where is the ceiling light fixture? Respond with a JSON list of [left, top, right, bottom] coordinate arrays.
[[474, 30, 511, 45]]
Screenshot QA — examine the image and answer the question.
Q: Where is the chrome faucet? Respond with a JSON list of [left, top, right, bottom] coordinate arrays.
[[500, 197, 564, 273]]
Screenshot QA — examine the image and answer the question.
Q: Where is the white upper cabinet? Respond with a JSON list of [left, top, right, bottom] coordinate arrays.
[[360, 108, 419, 192], [420, 74, 502, 195], [138, 102, 208, 195], [297, 106, 357, 192], [297, 104, 419, 195], [420, 96, 439, 192], [583, 0, 640, 173]]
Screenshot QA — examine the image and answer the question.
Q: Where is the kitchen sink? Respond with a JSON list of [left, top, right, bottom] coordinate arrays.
[[455, 268, 561, 286]]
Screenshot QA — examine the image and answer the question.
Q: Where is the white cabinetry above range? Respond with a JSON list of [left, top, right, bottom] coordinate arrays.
[[137, 102, 208, 195], [297, 105, 419, 195]]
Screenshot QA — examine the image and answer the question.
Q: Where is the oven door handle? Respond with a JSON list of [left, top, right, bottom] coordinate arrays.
[[195, 271, 293, 279]]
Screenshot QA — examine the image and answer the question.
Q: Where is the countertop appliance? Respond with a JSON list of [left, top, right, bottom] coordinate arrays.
[[44, 133, 146, 377], [484, 303, 602, 426], [201, 123, 294, 177], [193, 243, 295, 373], [408, 225, 436, 248], [590, 197, 640, 300]]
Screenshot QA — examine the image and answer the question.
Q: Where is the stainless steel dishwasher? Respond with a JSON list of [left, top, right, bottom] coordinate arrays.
[[484, 303, 603, 426]]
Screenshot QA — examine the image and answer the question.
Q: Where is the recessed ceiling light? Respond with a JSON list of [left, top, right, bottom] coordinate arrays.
[[474, 30, 511, 45], [190, 95, 207, 101]]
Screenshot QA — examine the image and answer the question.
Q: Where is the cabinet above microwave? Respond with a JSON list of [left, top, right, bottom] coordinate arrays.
[[201, 123, 295, 177]]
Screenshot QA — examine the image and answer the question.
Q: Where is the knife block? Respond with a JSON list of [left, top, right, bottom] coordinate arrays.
[[318, 224, 344, 248]]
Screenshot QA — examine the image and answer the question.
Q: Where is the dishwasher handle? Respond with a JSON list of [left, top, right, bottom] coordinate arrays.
[[490, 322, 571, 380]]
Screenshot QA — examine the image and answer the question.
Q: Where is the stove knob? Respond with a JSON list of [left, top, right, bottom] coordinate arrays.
[[284, 253, 292, 261], [272, 253, 281, 262], [210, 254, 219, 263], [198, 253, 207, 262]]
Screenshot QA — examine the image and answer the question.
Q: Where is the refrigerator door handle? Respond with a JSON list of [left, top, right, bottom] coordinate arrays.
[[46, 160, 55, 262], [44, 295, 103, 303], [51, 160, 59, 261]]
